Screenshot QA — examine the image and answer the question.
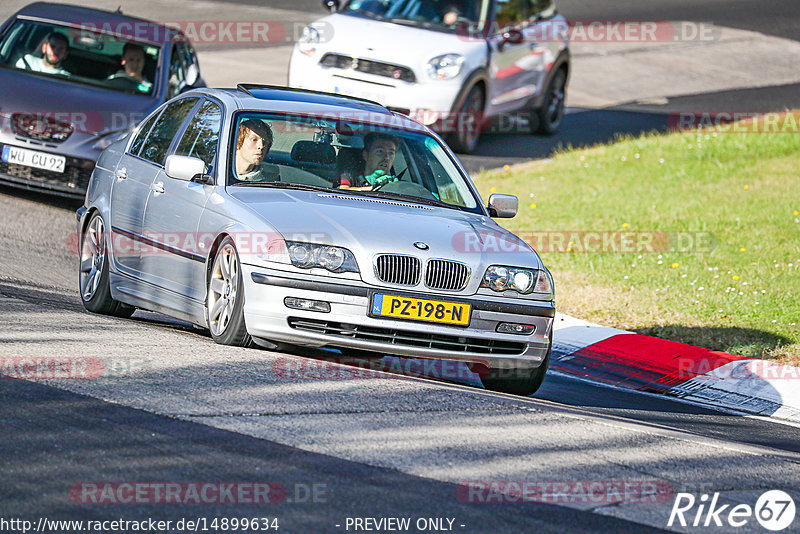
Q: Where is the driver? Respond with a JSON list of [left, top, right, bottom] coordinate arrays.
[[337, 133, 400, 191], [16, 32, 70, 76], [107, 43, 153, 93]]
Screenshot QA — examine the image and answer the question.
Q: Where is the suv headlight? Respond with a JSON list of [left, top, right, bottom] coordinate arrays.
[[298, 25, 321, 56], [481, 266, 553, 298], [427, 54, 464, 80], [287, 241, 359, 273]]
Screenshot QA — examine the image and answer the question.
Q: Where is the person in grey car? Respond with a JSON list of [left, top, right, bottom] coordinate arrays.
[[16, 32, 70, 76], [107, 43, 153, 93], [336, 133, 399, 191], [234, 119, 276, 181]]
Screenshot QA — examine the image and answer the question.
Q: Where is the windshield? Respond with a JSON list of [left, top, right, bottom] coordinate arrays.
[[0, 19, 161, 95], [228, 112, 483, 214], [343, 0, 489, 31]]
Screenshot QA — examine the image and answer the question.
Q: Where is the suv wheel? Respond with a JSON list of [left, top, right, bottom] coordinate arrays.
[[532, 69, 566, 135], [447, 85, 484, 154]]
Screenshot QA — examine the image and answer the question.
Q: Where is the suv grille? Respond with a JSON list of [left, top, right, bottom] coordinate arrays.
[[375, 254, 421, 286], [320, 54, 416, 83], [425, 259, 470, 291], [288, 318, 525, 355]]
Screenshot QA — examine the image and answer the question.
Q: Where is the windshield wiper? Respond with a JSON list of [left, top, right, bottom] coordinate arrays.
[[231, 182, 331, 193], [357, 190, 456, 210]]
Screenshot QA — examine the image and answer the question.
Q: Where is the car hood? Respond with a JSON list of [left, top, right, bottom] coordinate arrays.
[[228, 188, 543, 271], [314, 13, 484, 69], [0, 67, 159, 136]]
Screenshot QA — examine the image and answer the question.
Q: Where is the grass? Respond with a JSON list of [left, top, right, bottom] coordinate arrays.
[[474, 119, 800, 364]]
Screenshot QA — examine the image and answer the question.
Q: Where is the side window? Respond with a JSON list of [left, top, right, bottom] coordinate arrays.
[[129, 109, 162, 156], [530, 0, 553, 17], [174, 100, 222, 171], [167, 40, 199, 98], [167, 43, 186, 98], [140, 97, 198, 165], [495, 0, 531, 25]]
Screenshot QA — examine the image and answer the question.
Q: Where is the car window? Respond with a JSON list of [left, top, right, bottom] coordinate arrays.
[[495, 0, 546, 24], [0, 19, 161, 95], [129, 108, 163, 156], [344, 0, 489, 31], [227, 112, 482, 214], [167, 40, 198, 98], [174, 100, 223, 170], [140, 98, 199, 165]]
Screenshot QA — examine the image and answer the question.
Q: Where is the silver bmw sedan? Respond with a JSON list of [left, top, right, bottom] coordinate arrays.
[[78, 85, 554, 395]]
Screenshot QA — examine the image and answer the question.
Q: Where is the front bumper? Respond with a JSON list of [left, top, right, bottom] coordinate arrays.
[[289, 49, 463, 126], [242, 264, 554, 369], [0, 140, 96, 198]]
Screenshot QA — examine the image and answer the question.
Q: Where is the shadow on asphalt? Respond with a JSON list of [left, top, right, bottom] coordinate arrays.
[[459, 108, 670, 174], [0, 184, 83, 212]]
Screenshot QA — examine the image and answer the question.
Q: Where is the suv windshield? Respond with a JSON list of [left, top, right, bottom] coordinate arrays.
[[0, 19, 161, 95], [228, 112, 483, 214], [343, 0, 489, 31]]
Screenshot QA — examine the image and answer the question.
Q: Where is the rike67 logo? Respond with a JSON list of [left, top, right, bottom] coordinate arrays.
[[668, 490, 796, 531]]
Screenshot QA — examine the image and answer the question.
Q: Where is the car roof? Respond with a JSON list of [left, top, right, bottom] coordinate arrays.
[[192, 85, 426, 131], [13, 2, 180, 45]]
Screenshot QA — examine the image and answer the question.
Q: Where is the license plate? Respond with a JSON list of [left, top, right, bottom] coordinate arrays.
[[2, 145, 65, 173], [371, 294, 471, 326]]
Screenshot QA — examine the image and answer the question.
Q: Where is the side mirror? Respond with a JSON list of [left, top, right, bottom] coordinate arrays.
[[322, 0, 340, 12], [499, 29, 525, 51], [487, 194, 518, 218], [165, 154, 207, 182], [184, 63, 200, 88]]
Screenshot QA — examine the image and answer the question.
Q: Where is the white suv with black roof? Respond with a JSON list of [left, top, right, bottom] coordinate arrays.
[[289, 0, 570, 153]]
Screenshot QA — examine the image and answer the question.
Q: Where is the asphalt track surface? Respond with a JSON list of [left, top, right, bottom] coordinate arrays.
[[3, 1, 800, 532]]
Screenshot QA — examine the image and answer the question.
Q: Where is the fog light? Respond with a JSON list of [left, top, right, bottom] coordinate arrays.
[[284, 297, 331, 313], [496, 323, 535, 335]]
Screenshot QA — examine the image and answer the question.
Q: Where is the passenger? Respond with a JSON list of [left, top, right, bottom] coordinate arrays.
[[337, 133, 400, 190], [107, 43, 153, 93], [16, 32, 70, 76], [235, 119, 277, 181]]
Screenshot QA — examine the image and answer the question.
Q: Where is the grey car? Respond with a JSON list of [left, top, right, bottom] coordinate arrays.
[[0, 2, 204, 198], [77, 85, 554, 395]]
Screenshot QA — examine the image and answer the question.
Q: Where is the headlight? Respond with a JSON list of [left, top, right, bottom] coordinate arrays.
[[287, 241, 359, 273], [92, 130, 129, 151], [427, 54, 464, 80], [298, 25, 321, 56], [481, 266, 553, 298]]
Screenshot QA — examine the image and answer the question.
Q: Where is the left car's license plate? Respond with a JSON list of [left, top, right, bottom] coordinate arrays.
[[371, 294, 471, 326], [1, 145, 65, 173]]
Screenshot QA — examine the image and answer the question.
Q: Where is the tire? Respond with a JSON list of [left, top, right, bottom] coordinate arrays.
[[446, 85, 484, 154], [206, 237, 252, 347], [532, 68, 566, 136], [78, 212, 135, 317], [481, 342, 551, 396]]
